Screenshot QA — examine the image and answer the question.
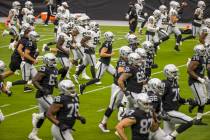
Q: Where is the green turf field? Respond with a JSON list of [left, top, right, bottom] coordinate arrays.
[[0, 23, 210, 140]]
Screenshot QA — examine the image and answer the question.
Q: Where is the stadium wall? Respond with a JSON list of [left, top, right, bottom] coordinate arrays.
[[0, 0, 209, 22]]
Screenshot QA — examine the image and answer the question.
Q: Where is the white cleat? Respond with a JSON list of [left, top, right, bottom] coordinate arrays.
[[42, 44, 47, 52], [27, 80, 33, 86], [82, 74, 91, 80], [2, 30, 9, 37], [6, 81, 12, 91], [95, 81, 102, 85], [73, 74, 79, 84], [98, 123, 110, 133], [32, 113, 40, 128], [28, 132, 42, 140], [14, 70, 20, 75], [0, 109, 5, 122], [66, 72, 71, 79]]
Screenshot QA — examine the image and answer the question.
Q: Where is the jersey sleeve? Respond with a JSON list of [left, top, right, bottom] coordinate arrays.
[[124, 66, 133, 74], [54, 95, 64, 104], [38, 66, 48, 74], [125, 109, 138, 120]]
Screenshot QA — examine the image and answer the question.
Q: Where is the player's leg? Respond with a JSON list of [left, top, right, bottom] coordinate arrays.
[[173, 27, 182, 51], [107, 64, 116, 76], [158, 29, 169, 42], [89, 54, 96, 79], [163, 121, 175, 135], [150, 127, 170, 140], [190, 82, 207, 124], [182, 25, 196, 41], [58, 57, 71, 81], [74, 53, 88, 78], [51, 124, 74, 140]]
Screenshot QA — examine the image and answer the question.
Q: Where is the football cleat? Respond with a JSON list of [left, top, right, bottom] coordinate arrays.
[[24, 87, 33, 93], [174, 46, 180, 52], [28, 132, 42, 140], [98, 123, 110, 133], [73, 74, 79, 84], [194, 119, 208, 125], [6, 81, 12, 91], [82, 73, 91, 80], [2, 30, 9, 37], [42, 44, 49, 52], [0, 109, 5, 122], [95, 81, 102, 85]]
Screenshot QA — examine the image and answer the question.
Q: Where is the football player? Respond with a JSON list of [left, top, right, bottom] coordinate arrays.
[[46, 80, 86, 140], [118, 52, 145, 111], [136, 0, 147, 34], [127, 34, 139, 51], [199, 18, 210, 47], [2, 1, 21, 50], [28, 53, 58, 140], [162, 64, 194, 139], [115, 93, 158, 140], [6, 30, 40, 93], [79, 31, 116, 94], [99, 46, 132, 133], [127, 2, 138, 33], [182, 1, 206, 42], [21, 1, 34, 24], [187, 44, 208, 125]]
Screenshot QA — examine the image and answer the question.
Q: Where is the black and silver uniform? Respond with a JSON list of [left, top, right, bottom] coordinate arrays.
[[125, 65, 145, 93], [147, 91, 161, 114], [54, 94, 79, 129], [145, 53, 154, 78], [99, 41, 112, 65], [36, 66, 58, 98], [24, 41, 38, 64], [9, 37, 28, 72], [206, 56, 210, 79], [162, 79, 185, 112], [114, 58, 127, 85], [188, 55, 205, 85], [126, 109, 152, 140]]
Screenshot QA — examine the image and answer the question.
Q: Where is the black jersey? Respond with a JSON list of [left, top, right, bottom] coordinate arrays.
[[188, 55, 205, 85], [129, 7, 138, 22], [24, 41, 38, 64], [54, 94, 79, 129], [162, 79, 181, 111], [36, 66, 58, 98], [114, 58, 127, 85], [125, 65, 145, 93], [147, 91, 161, 114], [129, 44, 138, 52], [99, 41, 112, 65], [126, 109, 152, 140], [11, 37, 28, 61]]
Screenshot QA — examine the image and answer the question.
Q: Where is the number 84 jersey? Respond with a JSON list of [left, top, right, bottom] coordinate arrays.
[[36, 66, 58, 98]]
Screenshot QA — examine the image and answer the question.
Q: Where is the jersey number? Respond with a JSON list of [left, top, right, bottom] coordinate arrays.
[[136, 72, 144, 83], [49, 74, 57, 85], [140, 119, 152, 134], [67, 103, 79, 117], [172, 88, 179, 101]]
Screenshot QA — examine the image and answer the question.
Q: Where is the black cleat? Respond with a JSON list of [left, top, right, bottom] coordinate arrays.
[[24, 87, 33, 93], [79, 84, 86, 94], [194, 119, 208, 125], [174, 46, 180, 52]]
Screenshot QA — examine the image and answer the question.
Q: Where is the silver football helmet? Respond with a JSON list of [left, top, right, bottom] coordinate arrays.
[[159, 5, 167, 14], [197, 1, 206, 10], [135, 93, 151, 112], [194, 44, 206, 56], [135, 48, 147, 61], [0, 60, 5, 74], [104, 31, 114, 42], [119, 46, 132, 58], [12, 1, 21, 10], [28, 31, 40, 42], [25, 1, 33, 9], [142, 41, 154, 54], [62, 2, 69, 8], [148, 78, 165, 95], [205, 18, 210, 28], [163, 64, 179, 79], [43, 53, 56, 67], [128, 52, 142, 67], [58, 80, 76, 97], [127, 34, 139, 45], [89, 21, 99, 32], [137, 0, 145, 5], [153, 9, 161, 19]]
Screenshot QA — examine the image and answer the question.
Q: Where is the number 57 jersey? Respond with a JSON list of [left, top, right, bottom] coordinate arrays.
[[36, 66, 58, 98]]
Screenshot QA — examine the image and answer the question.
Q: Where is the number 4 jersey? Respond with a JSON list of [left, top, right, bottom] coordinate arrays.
[[36, 66, 58, 98], [54, 94, 79, 129]]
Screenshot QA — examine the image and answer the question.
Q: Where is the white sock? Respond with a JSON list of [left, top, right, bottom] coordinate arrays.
[[32, 128, 39, 134], [101, 116, 108, 124], [171, 130, 178, 137], [197, 113, 202, 120]]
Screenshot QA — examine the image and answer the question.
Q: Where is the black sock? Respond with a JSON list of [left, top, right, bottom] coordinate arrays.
[[76, 65, 86, 76], [85, 78, 99, 86], [176, 121, 193, 134], [104, 108, 113, 118], [10, 38, 14, 43], [36, 118, 45, 128], [162, 36, 169, 42], [176, 34, 182, 44], [198, 105, 205, 113], [182, 35, 195, 41], [47, 41, 56, 46], [12, 80, 27, 86], [90, 66, 96, 78]]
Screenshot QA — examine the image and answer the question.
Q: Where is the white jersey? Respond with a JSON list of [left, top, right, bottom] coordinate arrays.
[[156, 13, 168, 29], [8, 9, 19, 25], [74, 26, 86, 47], [22, 8, 34, 23], [193, 8, 204, 25], [146, 16, 158, 33], [86, 30, 100, 48], [200, 26, 210, 45], [135, 3, 144, 18], [169, 8, 178, 26], [59, 32, 72, 52]]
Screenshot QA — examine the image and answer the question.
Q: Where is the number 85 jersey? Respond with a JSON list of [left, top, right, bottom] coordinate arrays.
[[54, 94, 80, 129], [36, 66, 58, 98]]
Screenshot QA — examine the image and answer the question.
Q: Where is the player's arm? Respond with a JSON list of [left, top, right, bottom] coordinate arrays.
[[115, 118, 136, 140], [17, 43, 25, 58], [118, 73, 132, 92], [24, 48, 38, 64], [170, 15, 178, 24], [199, 32, 207, 44], [32, 72, 46, 91], [56, 36, 68, 55], [187, 60, 200, 80], [46, 103, 63, 125], [81, 36, 91, 48], [150, 111, 159, 132], [100, 47, 114, 57]]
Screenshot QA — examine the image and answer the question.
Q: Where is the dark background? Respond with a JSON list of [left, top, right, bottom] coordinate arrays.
[[0, 0, 209, 22]]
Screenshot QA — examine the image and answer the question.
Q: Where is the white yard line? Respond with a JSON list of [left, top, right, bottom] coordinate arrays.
[[0, 104, 10, 108]]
